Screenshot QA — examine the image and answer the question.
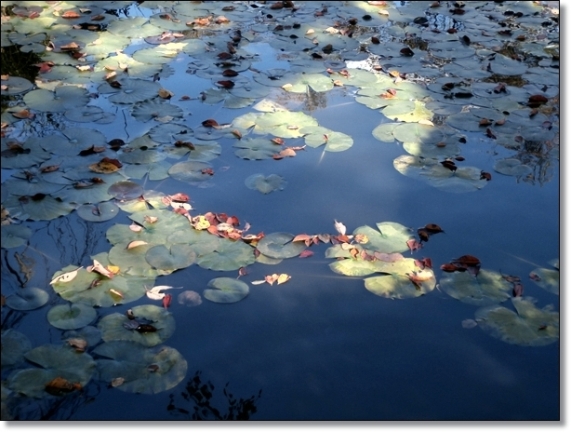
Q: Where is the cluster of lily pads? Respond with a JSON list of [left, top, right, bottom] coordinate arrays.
[[0, 0, 559, 414]]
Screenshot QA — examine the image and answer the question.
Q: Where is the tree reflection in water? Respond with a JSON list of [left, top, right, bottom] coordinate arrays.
[[167, 371, 262, 420]]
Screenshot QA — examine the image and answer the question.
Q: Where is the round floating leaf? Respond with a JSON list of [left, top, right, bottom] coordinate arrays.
[[55, 181, 114, 205], [177, 290, 202, 307], [124, 160, 172, 181], [196, 237, 256, 271], [7, 344, 95, 398], [364, 271, 436, 299], [98, 79, 161, 104], [372, 122, 399, 143], [204, 277, 249, 304], [145, 244, 196, 271], [108, 242, 165, 278], [132, 100, 183, 122], [420, 164, 489, 193], [233, 137, 277, 160], [65, 106, 116, 124], [392, 123, 444, 144], [440, 269, 512, 306], [256, 232, 306, 259], [382, 100, 433, 123], [475, 297, 559, 346], [47, 303, 97, 330], [245, 173, 286, 194], [168, 161, 213, 183], [23, 86, 90, 113], [107, 181, 144, 201], [493, 158, 533, 177], [94, 341, 187, 394], [1, 224, 33, 248], [303, 130, 353, 152], [98, 304, 175, 347], [353, 222, 413, 254], [51, 254, 152, 307], [1, 76, 33, 96], [529, 266, 559, 295], [76, 202, 120, 222], [250, 111, 318, 138], [63, 326, 102, 349], [282, 73, 334, 93], [5, 287, 49, 311], [2, 194, 75, 222], [1, 139, 51, 169], [489, 54, 528, 76], [1, 329, 32, 367]]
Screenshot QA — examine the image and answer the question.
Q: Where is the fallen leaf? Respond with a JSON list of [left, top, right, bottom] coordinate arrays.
[[162, 293, 172, 309], [277, 273, 291, 285], [406, 238, 423, 253], [299, 250, 314, 258], [86, 260, 114, 278], [127, 240, 148, 249], [334, 220, 347, 236], [50, 267, 82, 284]]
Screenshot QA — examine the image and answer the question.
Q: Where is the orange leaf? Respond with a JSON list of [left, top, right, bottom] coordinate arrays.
[[299, 250, 314, 258]]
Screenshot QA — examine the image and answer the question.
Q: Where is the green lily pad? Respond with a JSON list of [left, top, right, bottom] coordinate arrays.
[[420, 164, 489, 193], [372, 122, 399, 143], [76, 202, 120, 222], [245, 173, 287, 194], [0, 76, 33, 96], [196, 237, 256, 271], [440, 269, 512, 306], [23, 86, 90, 113], [364, 271, 436, 299], [131, 100, 184, 122], [51, 254, 153, 307], [98, 78, 161, 104], [204, 277, 249, 304], [5, 287, 49, 311], [62, 326, 102, 349], [489, 54, 528, 76], [475, 297, 559, 346], [233, 137, 277, 160], [123, 161, 172, 181], [529, 265, 559, 295], [94, 341, 187, 394], [115, 191, 169, 213], [256, 232, 306, 259], [47, 303, 97, 330], [164, 139, 221, 162], [392, 123, 444, 144], [7, 344, 95, 398], [303, 129, 354, 152], [1, 139, 52, 170], [1, 329, 32, 368], [353, 222, 413, 254], [145, 244, 197, 272], [493, 158, 533, 177], [168, 161, 214, 183], [282, 73, 334, 93], [107, 181, 144, 201], [65, 106, 116, 124], [382, 100, 433, 123], [98, 304, 175, 347], [1, 224, 33, 248], [2, 194, 75, 222]]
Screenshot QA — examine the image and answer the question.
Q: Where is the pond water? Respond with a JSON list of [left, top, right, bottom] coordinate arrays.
[[1, 1, 560, 421]]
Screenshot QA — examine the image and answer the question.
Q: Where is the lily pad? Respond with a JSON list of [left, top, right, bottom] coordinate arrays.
[[177, 290, 202, 307], [256, 232, 306, 259], [5, 287, 49, 311], [233, 137, 278, 160], [364, 271, 436, 300], [2, 194, 75, 221], [204, 277, 249, 304], [76, 202, 120, 222], [145, 244, 197, 272], [94, 341, 187, 394], [475, 297, 559, 346], [353, 222, 413, 254], [98, 304, 175, 347], [493, 158, 533, 177], [196, 237, 256, 271], [47, 303, 97, 330], [529, 265, 559, 295], [282, 73, 334, 93], [1, 329, 32, 368], [1, 224, 33, 248], [6, 344, 95, 398], [132, 100, 183, 122], [51, 254, 153, 307], [245, 173, 287, 194], [168, 161, 214, 183], [440, 269, 512, 306], [23, 86, 90, 113], [303, 129, 354, 152], [0, 76, 33, 96], [107, 181, 144, 201], [98, 78, 161, 104]]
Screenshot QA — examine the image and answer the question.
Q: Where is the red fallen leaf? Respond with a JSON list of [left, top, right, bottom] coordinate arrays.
[[40, 164, 60, 173], [174, 140, 195, 150], [421, 257, 433, 269], [216, 80, 234, 89], [452, 255, 480, 267], [293, 234, 312, 243], [480, 171, 492, 181], [202, 119, 219, 127], [440, 160, 457, 171], [479, 118, 493, 127], [332, 234, 351, 244], [45, 377, 82, 396], [371, 36, 380, 44], [62, 10, 81, 19], [400, 47, 414, 56], [207, 225, 219, 236], [238, 267, 248, 278], [299, 250, 314, 258], [162, 294, 172, 309], [440, 263, 461, 272], [527, 94, 548, 108], [226, 216, 240, 226], [12, 110, 34, 119], [201, 168, 214, 175], [179, 95, 191, 101], [34, 61, 55, 73], [217, 52, 233, 60], [406, 238, 423, 253], [455, 156, 465, 161], [424, 223, 444, 234], [485, 128, 496, 139], [466, 265, 480, 277], [529, 272, 541, 282], [512, 283, 524, 297], [170, 193, 190, 202], [493, 83, 507, 94], [222, 69, 238, 77], [447, 28, 458, 34], [271, 137, 285, 145], [417, 229, 429, 243], [79, 145, 106, 156]]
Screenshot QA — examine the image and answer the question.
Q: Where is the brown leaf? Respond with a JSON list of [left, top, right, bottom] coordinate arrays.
[[527, 94, 548, 107], [452, 255, 481, 267], [62, 10, 81, 19], [45, 377, 81, 396], [299, 250, 314, 258], [424, 223, 444, 234], [485, 128, 496, 139], [440, 160, 457, 171], [400, 47, 414, 57], [406, 238, 423, 253], [479, 118, 493, 127], [480, 171, 492, 181], [202, 119, 219, 128], [417, 229, 430, 243], [216, 80, 234, 89]]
